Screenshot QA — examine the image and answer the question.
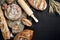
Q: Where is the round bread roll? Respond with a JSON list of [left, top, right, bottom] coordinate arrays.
[[27, 0, 47, 11], [7, 20, 24, 33], [5, 4, 22, 20]]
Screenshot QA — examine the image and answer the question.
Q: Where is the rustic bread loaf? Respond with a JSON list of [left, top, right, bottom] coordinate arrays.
[[0, 6, 10, 40], [28, 0, 47, 11], [14, 30, 34, 40]]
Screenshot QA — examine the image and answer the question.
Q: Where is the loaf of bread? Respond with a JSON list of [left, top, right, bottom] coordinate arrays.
[[28, 0, 47, 11], [0, 6, 10, 40], [14, 30, 34, 40]]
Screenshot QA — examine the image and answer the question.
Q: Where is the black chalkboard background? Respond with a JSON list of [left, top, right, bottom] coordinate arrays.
[[0, 0, 60, 40]]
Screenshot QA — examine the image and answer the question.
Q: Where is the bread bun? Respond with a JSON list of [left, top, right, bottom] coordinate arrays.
[[21, 17, 32, 27]]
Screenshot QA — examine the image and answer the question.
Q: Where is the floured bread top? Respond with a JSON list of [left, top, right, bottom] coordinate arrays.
[[28, 0, 47, 11], [5, 4, 22, 20]]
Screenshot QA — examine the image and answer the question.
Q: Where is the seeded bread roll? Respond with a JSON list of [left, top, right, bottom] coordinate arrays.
[[14, 30, 34, 40], [27, 0, 47, 11], [5, 4, 22, 20]]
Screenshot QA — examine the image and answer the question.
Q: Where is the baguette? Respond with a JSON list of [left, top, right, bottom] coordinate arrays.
[[0, 6, 10, 40]]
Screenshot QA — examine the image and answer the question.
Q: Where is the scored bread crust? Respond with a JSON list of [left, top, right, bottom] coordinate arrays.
[[27, 0, 47, 11], [21, 17, 32, 27], [14, 30, 34, 40]]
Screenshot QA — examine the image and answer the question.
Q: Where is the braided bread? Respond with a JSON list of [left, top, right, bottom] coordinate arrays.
[[14, 30, 34, 40]]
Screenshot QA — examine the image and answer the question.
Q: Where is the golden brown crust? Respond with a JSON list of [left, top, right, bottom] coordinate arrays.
[[0, 6, 10, 40], [27, 0, 47, 11], [21, 17, 32, 27], [2, 29, 10, 40], [14, 30, 34, 40], [36, 0, 42, 9]]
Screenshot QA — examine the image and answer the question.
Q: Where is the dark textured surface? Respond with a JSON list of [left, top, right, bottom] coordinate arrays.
[[0, 0, 60, 40]]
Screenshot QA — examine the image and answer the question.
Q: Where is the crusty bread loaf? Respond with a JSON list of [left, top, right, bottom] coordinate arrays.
[[28, 0, 47, 11], [0, 6, 10, 40], [14, 30, 34, 40]]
